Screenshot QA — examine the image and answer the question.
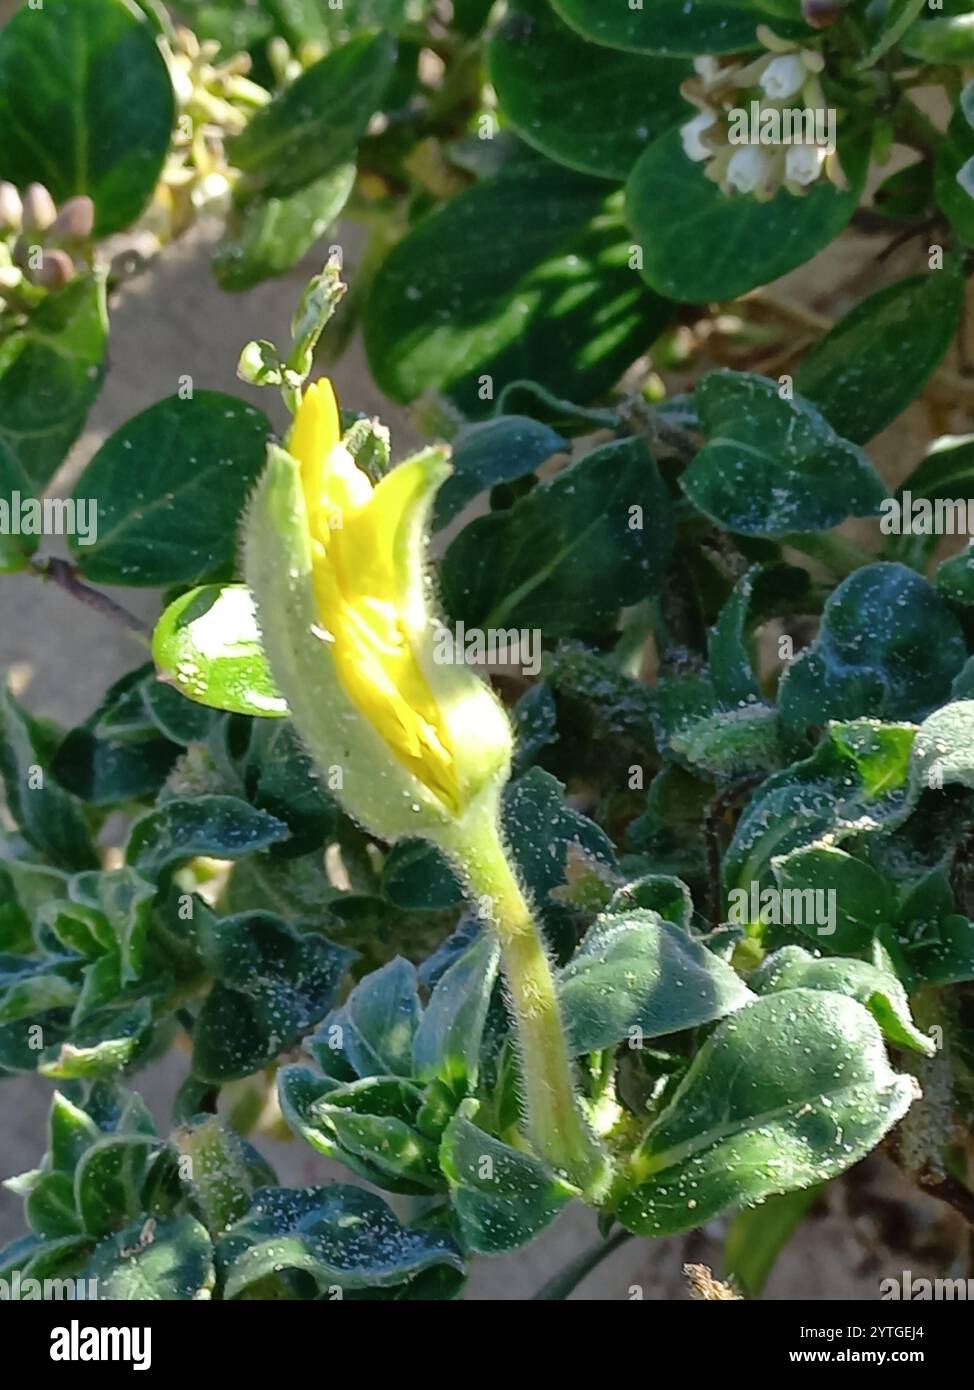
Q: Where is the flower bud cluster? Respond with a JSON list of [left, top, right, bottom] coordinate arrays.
[[141, 26, 272, 246], [680, 25, 847, 200], [0, 182, 95, 320]]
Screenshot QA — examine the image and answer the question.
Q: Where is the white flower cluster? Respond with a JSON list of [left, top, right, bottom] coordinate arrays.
[[680, 26, 847, 201]]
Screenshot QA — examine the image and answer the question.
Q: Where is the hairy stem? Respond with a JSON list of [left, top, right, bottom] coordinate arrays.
[[438, 796, 610, 1198]]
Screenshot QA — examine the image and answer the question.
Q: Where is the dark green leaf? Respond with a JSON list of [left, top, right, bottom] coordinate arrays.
[[443, 437, 672, 634], [618, 990, 914, 1236], [439, 1101, 574, 1254], [551, 0, 769, 55], [85, 1213, 213, 1299], [126, 795, 289, 880], [366, 168, 671, 415], [0, 274, 108, 495], [490, 0, 688, 179], [229, 33, 396, 198], [795, 271, 964, 444], [682, 372, 887, 536], [219, 1185, 463, 1299], [0, 0, 174, 234], [627, 132, 866, 301], [433, 415, 566, 530], [779, 564, 966, 732], [751, 945, 935, 1055], [558, 909, 752, 1053], [72, 393, 271, 585], [0, 689, 97, 869], [214, 164, 356, 291]]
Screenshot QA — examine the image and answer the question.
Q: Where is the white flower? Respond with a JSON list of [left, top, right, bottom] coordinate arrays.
[[785, 143, 828, 186], [760, 54, 808, 101], [693, 55, 721, 81], [681, 111, 717, 163], [726, 146, 773, 195], [191, 172, 233, 215]]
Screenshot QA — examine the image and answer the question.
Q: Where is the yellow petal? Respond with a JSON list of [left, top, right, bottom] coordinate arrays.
[[288, 378, 342, 532]]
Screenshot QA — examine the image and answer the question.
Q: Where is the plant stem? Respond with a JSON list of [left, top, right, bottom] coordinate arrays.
[[28, 556, 149, 641], [438, 795, 610, 1198], [785, 530, 872, 577], [532, 1228, 634, 1300]]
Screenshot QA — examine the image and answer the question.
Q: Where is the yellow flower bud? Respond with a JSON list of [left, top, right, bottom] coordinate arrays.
[[243, 379, 513, 842]]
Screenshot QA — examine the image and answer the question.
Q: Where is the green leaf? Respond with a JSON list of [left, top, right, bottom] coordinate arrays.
[[751, 945, 935, 1056], [910, 699, 974, 793], [550, 0, 769, 55], [381, 839, 463, 910], [214, 164, 356, 291], [433, 415, 566, 530], [193, 910, 352, 1082], [39, 1000, 155, 1079], [724, 1185, 820, 1297], [125, 795, 290, 880], [365, 168, 672, 416], [502, 768, 618, 944], [338, 957, 422, 1079], [935, 84, 974, 245], [769, 846, 894, 955], [618, 990, 915, 1236], [152, 584, 288, 719], [278, 1068, 443, 1193], [859, 0, 926, 66], [0, 689, 97, 869], [442, 437, 672, 634], [229, 33, 395, 198], [670, 705, 785, 777], [72, 393, 271, 585], [937, 545, 974, 606], [85, 1213, 214, 1299], [439, 1102, 574, 1254], [558, 909, 752, 1053], [74, 1134, 155, 1236], [25, 1171, 83, 1239], [0, 273, 108, 496], [724, 722, 917, 892], [413, 932, 500, 1090], [627, 131, 866, 301], [0, 0, 174, 234], [890, 434, 974, 571], [901, 14, 974, 63], [219, 1185, 463, 1299], [779, 564, 966, 732], [709, 563, 814, 708], [795, 271, 964, 444], [681, 372, 887, 536], [489, 0, 688, 179]]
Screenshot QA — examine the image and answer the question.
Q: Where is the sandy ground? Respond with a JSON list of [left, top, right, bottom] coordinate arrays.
[[0, 0, 968, 1297]]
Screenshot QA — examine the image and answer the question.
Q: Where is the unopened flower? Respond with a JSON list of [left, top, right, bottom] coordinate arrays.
[[681, 111, 717, 163], [243, 380, 513, 842], [760, 54, 808, 101], [786, 143, 828, 187], [726, 146, 774, 196]]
